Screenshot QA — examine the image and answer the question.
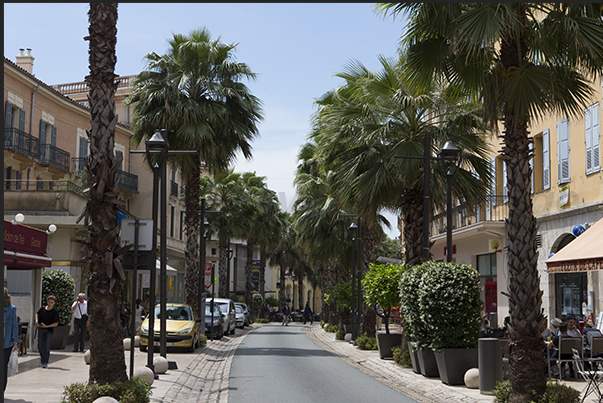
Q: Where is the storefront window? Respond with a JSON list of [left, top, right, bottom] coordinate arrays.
[[555, 272, 587, 320], [477, 253, 497, 313]]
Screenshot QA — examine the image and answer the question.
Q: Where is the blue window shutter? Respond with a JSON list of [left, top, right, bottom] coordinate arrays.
[[19, 108, 26, 131], [5, 101, 13, 128], [557, 119, 570, 183], [39, 120, 47, 143], [543, 129, 550, 190]]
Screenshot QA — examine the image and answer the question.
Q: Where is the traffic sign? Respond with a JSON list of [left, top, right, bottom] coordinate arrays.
[[204, 263, 212, 289]]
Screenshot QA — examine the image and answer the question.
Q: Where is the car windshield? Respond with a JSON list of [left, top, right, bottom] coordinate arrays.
[[236, 305, 243, 313], [154, 306, 191, 320], [205, 305, 221, 315], [218, 303, 229, 313]]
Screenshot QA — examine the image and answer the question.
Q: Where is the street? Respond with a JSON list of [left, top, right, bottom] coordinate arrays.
[[229, 323, 419, 403]]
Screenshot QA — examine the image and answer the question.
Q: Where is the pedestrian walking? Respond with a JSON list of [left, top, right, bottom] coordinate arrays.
[[303, 302, 313, 325], [282, 304, 290, 326], [4, 287, 19, 391], [71, 293, 89, 352], [35, 295, 59, 368], [131, 298, 146, 336]]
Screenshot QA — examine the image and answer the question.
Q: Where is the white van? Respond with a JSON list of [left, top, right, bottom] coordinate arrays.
[[208, 298, 236, 335]]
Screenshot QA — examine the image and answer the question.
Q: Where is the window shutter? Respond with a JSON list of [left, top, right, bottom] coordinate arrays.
[[5, 101, 13, 128], [115, 150, 123, 171], [51, 125, 57, 146], [543, 129, 550, 189], [487, 158, 495, 219], [586, 106, 593, 173], [79, 137, 89, 158], [19, 108, 26, 132], [592, 104, 600, 172], [557, 119, 570, 183], [39, 120, 47, 143], [529, 141, 534, 194]]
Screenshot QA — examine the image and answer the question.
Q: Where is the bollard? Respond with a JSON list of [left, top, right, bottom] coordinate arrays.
[[479, 338, 502, 394]]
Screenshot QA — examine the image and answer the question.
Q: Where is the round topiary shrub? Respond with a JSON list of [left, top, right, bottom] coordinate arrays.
[[42, 269, 76, 325]]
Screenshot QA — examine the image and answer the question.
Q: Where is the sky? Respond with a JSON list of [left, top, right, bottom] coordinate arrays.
[[4, 3, 407, 238]]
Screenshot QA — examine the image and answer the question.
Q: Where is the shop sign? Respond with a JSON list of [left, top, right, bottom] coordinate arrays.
[[3, 220, 47, 254]]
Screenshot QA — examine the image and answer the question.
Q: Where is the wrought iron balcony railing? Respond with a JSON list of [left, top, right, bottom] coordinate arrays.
[[71, 157, 138, 192], [40, 144, 70, 172], [431, 195, 508, 235], [4, 127, 40, 160], [4, 179, 84, 195]]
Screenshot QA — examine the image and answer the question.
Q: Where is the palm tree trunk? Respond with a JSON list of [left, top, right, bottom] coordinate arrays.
[[297, 274, 303, 311], [279, 265, 286, 306], [218, 240, 229, 298], [84, 2, 127, 384], [259, 247, 266, 296], [245, 241, 254, 310], [184, 163, 201, 312], [327, 259, 337, 325], [501, 7, 546, 400], [319, 262, 329, 322], [401, 187, 424, 265]]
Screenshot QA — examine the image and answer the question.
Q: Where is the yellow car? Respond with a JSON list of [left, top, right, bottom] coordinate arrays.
[[139, 303, 203, 353]]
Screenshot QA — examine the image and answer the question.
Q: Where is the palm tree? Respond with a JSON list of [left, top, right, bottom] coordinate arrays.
[[311, 55, 492, 334], [82, 3, 128, 384], [127, 28, 263, 312], [377, 3, 603, 400]]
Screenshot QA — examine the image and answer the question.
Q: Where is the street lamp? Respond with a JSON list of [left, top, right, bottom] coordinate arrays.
[[436, 139, 462, 263], [348, 222, 358, 342], [227, 246, 234, 298], [145, 129, 168, 373]]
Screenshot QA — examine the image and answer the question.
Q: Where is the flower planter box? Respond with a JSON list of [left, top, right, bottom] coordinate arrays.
[[434, 348, 478, 385], [376, 333, 403, 360], [417, 348, 439, 378], [408, 341, 421, 374]]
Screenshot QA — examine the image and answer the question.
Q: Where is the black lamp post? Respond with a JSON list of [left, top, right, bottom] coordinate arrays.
[[436, 139, 462, 263], [227, 245, 234, 298], [348, 222, 358, 342], [144, 129, 168, 373]]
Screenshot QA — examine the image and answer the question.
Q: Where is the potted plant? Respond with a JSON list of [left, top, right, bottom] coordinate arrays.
[[399, 264, 429, 375], [418, 261, 482, 385], [363, 263, 405, 359], [42, 269, 76, 349]]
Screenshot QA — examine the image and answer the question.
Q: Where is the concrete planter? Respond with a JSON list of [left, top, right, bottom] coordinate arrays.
[[408, 341, 421, 374], [417, 348, 439, 378], [376, 333, 403, 360], [50, 325, 70, 350], [434, 348, 478, 385]]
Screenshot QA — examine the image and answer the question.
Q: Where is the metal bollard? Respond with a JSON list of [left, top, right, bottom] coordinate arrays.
[[479, 338, 503, 394]]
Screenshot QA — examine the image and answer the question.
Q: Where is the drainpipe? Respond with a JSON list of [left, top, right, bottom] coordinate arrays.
[[30, 83, 40, 135]]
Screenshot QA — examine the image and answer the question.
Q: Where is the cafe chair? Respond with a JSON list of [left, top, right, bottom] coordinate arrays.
[[590, 337, 603, 358], [572, 348, 603, 403], [556, 337, 583, 380]]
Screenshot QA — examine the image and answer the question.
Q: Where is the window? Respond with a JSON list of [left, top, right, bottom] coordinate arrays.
[[115, 150, 123, 171], [557, 119, 570, 184], [5, 101, 13, 128], [543, 129, 551, 190], [502, 160, 508, 203], [477, 253, 497, 314], [180, 211, 185, 240], [5, 166, 12, 190], [585, 103, 600, 175], [170, 206, 175, 238], [77, 137, 89, 172]]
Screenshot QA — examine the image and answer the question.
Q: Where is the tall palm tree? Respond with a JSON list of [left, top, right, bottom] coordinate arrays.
[[82, 3, 128, 384], [312, 55, 492, 334], [127, 28, 263, 312], [377, 3, 603, 400]]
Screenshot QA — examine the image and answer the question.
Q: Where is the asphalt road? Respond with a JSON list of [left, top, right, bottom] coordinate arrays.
[[228, 323, 419, 403]]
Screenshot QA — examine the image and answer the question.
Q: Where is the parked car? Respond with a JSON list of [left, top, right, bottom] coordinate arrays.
[[235, 304, 246, 328], [205, 303, 224, 339], [234, 302, 250, 327], [139, 303, 203, 353], [208, 298, 236, 335]]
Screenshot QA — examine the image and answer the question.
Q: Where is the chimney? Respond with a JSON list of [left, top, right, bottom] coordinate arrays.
[[16, 48, 34, 74]]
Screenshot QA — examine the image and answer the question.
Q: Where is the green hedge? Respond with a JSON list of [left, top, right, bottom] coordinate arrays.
[[42, 269, 76, 326], [62, 377, 151, 403]]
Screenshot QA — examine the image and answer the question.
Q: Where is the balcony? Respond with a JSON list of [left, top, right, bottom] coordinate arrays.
[[72, 157, 138, 193], [40, 144, 70, 172], [4, 179, 84, 194], [431, 195, 509, 235], [4, 127, 40, 160]]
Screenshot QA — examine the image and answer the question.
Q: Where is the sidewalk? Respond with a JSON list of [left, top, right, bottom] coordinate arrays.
[[4, 323, 598, 403], [304, 324, 600, 403]]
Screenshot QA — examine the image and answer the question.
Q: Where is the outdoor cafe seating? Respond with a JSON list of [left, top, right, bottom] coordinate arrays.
[[572, 348, 603, 403], [548, 336, 583, 380]]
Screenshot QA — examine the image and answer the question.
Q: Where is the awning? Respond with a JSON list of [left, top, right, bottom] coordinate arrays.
[[4, 250, 53, 270], [134, 260, 178, 277], [546, 217, 603, 273]]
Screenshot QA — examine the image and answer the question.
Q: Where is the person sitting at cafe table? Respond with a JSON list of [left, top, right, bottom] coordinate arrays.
[[548, 322, 575, 378], [542, 317, 561, 340], [567, 316, 582, 338]]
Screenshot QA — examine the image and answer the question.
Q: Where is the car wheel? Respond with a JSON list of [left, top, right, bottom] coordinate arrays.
[[187, 336, 195, 353], [230, 322, 235, 335]]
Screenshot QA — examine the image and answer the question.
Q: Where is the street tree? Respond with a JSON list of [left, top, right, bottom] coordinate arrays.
[[82, 2, 128, 384], [127, 28, 262, 312], [377, 3, 603, 400]]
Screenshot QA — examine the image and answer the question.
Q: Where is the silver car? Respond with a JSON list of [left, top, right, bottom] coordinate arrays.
[[208, 298, 236, 335], [235, 302, 250, 327]]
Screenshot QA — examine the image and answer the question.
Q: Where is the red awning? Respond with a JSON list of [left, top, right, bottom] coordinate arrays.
[[546, 217, 603, 273], [4, 250, 52, 269]]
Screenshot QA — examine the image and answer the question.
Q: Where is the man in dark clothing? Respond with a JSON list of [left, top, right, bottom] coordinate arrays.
[[282, 304, 290, 326], [303, 302, 313, 325]]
